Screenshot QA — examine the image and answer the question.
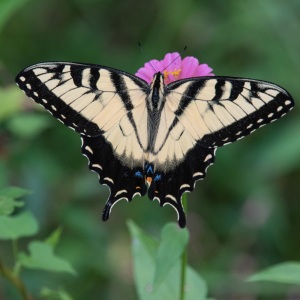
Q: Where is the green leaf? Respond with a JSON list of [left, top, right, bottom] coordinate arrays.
[[0, 186, 31, 199], [45, 227, 63, 248], [0, 211, 39, 239], [248, 262, 300, 285], [127, 221, 208, 300], [40, 287, 74, 300], [0, 195, 24, 216], [18, 241, 76, 275], [153, 223, 189, 290], [185, 266, 208, 300], [6, 113, 53, 138], [128, 220, 158, 297], [0, 187, 31, 215]]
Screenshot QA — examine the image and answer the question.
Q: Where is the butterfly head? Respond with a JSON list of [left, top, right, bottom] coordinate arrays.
[[149, 69, 182, 85]]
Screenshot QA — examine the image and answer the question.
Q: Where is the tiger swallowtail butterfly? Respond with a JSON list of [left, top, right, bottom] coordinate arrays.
[[16, 62, 294, 227]]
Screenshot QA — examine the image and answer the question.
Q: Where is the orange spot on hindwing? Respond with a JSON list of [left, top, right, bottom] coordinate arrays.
[[146, 176, 152, 186]]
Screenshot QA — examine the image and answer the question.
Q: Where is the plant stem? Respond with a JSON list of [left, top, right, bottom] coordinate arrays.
[[179, 193, 188, 300], [12, 239, 18, 261], [0, 258, 33, 300], [12, 239, 22, 276]]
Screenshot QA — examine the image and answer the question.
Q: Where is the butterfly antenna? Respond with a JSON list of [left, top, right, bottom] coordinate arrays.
[[138, 42, 157, 73], [162, 47, 187, 72]]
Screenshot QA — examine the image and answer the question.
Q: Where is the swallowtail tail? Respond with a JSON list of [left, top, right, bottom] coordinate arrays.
[[16, 62, 294, 227]]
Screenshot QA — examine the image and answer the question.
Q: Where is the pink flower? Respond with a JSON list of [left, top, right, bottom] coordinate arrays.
[[135, 52, 214, 84]]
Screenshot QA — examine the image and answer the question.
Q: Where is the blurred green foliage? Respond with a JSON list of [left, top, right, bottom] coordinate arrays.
[[0, 188, 75, 300], [128, 221, 208, 300], [248, 262, 300, 285], [0, 0, 299, 299]]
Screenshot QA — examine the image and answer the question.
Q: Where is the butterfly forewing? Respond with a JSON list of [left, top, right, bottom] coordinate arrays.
[[166, 77, 294, 148], [16, 62, 148, 136], [16, 62, 295, 228]]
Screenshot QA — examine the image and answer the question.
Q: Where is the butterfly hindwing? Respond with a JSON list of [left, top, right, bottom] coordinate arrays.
[[148, 144, 216, 227], [81, 135, 147, 221]]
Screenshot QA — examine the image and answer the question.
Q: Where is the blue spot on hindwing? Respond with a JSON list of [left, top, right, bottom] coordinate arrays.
[[134, 171, 143, 178], [154, 174, 161, 182]]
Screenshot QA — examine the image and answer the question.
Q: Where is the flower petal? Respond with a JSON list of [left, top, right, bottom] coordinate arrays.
[[163, 53, 182, 83], [135, 52, 214, 83], [135, 60, 163, 83], [135, 68, 152, 83], [162, 53, 181, 70], [180, 57, 200, 79], [194, 64, 214, 77], [149, 59, 164, 72]]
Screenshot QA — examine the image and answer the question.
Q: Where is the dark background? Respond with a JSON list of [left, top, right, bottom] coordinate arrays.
[[0, 0, 299, 299]]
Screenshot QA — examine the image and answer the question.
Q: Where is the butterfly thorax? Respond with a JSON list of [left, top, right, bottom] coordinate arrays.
[[148, 72, 165, 111]]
